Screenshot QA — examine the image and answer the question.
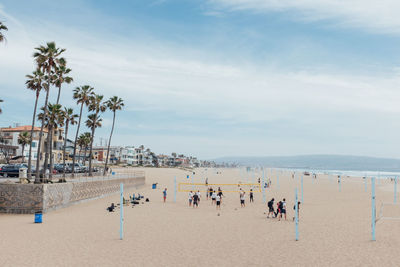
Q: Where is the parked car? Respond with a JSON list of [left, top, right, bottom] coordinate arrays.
[[0, 164, 36, 178], [54, 164, 73, 173]]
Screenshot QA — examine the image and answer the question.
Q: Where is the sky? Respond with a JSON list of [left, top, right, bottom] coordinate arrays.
[[1, 0, 400, 159]]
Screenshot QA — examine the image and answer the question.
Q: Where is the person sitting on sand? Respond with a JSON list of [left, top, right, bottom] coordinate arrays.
[[188, 191, 193, 207], [240, 191, 246, 207], [211, 190, 217, 205], [249, 189, 254, 203], [267, 198, 275, 218], [163, 188, 167, 203], [107, 203, 115, 212], [216, 194, 221, 210]]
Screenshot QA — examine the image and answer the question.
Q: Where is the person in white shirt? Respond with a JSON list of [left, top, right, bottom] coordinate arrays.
[[240, 191, 246, 207], [196, 190, 201, 203], [211, 191, 217, 205], [216, 194, 221, 210], [280, 198, 287, 220], [188, 191, 193, 207]]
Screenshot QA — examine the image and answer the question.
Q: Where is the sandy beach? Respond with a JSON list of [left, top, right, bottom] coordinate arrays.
[[1, 167, 400, 267]]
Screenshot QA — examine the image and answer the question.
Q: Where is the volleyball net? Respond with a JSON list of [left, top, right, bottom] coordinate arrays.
[[178, 182, 261, 193]]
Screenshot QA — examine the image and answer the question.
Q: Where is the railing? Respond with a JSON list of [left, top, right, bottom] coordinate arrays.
[[64, 170, 145, 183]]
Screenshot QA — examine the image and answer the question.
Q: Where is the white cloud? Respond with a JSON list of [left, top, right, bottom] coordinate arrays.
[[209, 0, 400, 34]]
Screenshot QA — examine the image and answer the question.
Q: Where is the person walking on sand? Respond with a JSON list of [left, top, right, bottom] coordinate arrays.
[[218, 187, 224, 203], [188, 191, 193, 207], [249, 189, 254, 203], [211, 190, 217, 205], [275, 201, 281, 218], [193, 192, 199, 208], [240, 190, 246, 207], [216, 194, 221, 210], [196, 190, 201, 204], [279, 198, 287, 221], [267, 198, 275, 218], [163, 188, 167, 203], [208, 186, 213, 200]]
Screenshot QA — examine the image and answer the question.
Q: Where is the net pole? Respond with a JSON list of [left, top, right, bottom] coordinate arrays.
[[339, 175, 341, 192], [364, 174, 367, 192], [371, 177, 376, 241], [120, 183, 124, 240], [262, 167, 266, 204], [295, 188, 299, 241], [394, 176, 397, 204], [174, 176, 177, 203], [277, 171, 280, 191]]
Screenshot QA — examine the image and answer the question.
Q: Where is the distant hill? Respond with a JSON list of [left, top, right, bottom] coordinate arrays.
[[213, 155, 400, 172]]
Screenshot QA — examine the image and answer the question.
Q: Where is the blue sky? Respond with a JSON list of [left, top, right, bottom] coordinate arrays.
[[1, 0, 400, 159]]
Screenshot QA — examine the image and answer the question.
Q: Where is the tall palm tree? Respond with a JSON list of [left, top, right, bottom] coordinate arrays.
[[18, 132, 31, 163], [72, 85, 94, 176], [25, 69, 45, 179], [33, 42, 65, 182], [103, 96, 124, 175], [86, 94, 106, 176], [53, 62, 73, 105], [60, 107, 78, 182], [38, 103, 64, 181], [0, 22, 7, 43]]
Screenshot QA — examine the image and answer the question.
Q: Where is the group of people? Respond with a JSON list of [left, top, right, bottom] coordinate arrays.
[[267, 198, 301, 221], [239, 189, 254, 207], [188, 190, 202, 208]]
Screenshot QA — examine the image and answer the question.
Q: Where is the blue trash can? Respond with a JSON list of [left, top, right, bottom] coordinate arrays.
[[35, 212, 42, 223], [152, 183, 157, 189]]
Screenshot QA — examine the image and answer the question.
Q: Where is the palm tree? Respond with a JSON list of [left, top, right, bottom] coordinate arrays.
[[53, 62, 73, 105], [0, 22, 7, 43], [86, 94, 106, 176], [103, 96, 124, 175], [38, 103, 64, 181], [60, 107, 78, 182], [72, 85, 94, 176], [33, 42, 65, 181], [0, 99, 3, 114], [18, 132, 31, 163], [25, 69, 45, 179], [78, 132, 91, 165]]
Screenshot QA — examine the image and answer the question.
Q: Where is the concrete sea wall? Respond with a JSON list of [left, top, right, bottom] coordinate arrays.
[[0, 176, 145, 214]]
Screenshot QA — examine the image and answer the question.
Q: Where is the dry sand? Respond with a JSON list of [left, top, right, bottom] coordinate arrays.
[[1, 167, 400, 267]]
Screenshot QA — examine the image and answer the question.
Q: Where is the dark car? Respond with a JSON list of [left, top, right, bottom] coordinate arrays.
[[54, 164, 72, 173], [0, 164, 35, 178]]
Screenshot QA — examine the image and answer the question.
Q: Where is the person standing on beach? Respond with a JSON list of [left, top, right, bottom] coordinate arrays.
[[293, 201, 300, 221], [249, 189, 254, 203], [211, 190, 217, 205], [196, 190, 201, 204], [193, 193, 199, 208], [218, 187, 224, 203], [208, 187, 213, 200], [240, 190, 246, 207], [188, 191, 193, 207], [163, 188, 167, 203], [275, 201, 281, 218], [267, 198, 275, 218], [216, 194, 221, 210]]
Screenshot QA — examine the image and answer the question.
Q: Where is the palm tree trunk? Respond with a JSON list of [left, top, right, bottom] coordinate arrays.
[[56, 85, 61, 105], [21, 145, 25, 163], [78, 147, 82, 163], [61, 121, 69, 182], [88, 122, 96, 177], [27, 93, 39, 180], [84, 147, 87, 165], [104, 111, 116, 175], [35, 87, 50, 183], [49, 129, 54, 181], [72, 103, 84, 177]]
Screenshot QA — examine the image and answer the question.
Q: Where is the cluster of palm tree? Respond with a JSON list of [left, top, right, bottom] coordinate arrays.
[[24, 42, 124, 183]]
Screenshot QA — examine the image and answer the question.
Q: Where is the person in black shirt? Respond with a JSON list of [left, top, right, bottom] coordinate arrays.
[[267, 198, 275, 218]]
